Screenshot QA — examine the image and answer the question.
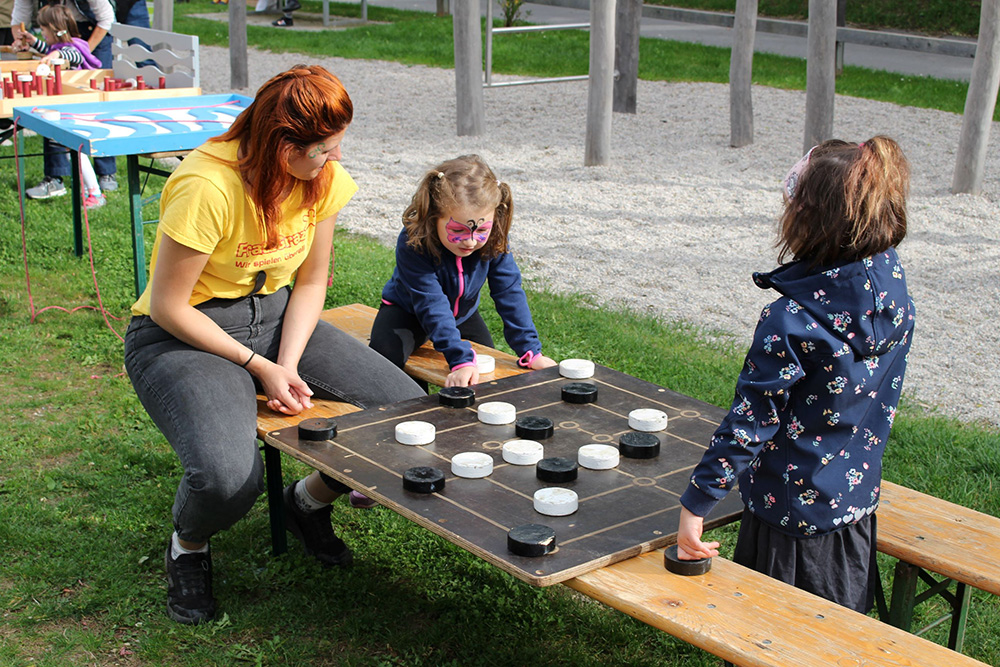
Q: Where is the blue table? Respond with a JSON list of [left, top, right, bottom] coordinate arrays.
[[14, 94, 252, 298]]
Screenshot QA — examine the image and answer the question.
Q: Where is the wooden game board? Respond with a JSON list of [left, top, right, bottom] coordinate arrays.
[[265, 363, 743, 586]]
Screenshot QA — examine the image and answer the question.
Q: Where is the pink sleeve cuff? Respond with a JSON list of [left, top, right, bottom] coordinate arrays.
[[517, 350, 536, 368]]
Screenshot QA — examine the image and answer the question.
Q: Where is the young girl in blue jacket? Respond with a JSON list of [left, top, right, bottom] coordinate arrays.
[[370, 154, 556, 387], [676, 136, 915, 613]]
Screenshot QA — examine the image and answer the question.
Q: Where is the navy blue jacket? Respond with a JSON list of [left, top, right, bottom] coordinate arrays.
[[380, 229, 543, 370], [681, 248, 915, 537]]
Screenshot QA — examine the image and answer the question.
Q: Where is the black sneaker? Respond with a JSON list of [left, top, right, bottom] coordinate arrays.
[[164, 544, 217, 625], [283, 483, 354, 567]]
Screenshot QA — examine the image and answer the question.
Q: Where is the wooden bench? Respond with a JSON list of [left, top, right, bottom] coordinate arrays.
[[255, 303, 996, 665]]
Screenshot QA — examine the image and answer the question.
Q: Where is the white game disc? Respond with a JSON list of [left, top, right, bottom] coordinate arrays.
[[478, 401, 516, 425], [394, 420, 436, 445], [533, 487, 579, 516], [476, 354, 496, 375], [559, 358, 595, 379], [578, 444, 620, 470], [502, 439, 544, 465], [628, 408, 668, 432], [451, 452, 494, 478]]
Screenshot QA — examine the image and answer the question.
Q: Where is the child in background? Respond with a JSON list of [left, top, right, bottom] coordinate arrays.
[[18, 4, 105, 209], [370, 154, 557, 388], [676, 136, 915, 614]]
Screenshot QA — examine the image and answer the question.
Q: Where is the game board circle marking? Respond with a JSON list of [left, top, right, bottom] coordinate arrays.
[[632, 477, 657, 487], [591, 433, 614, 443], [481, 440, 504, 450], [559, 421, 579, 429], [680, 409, 700, 419]]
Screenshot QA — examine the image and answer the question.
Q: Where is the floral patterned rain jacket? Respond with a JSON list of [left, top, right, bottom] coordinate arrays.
[[680, 248, 915, 537]]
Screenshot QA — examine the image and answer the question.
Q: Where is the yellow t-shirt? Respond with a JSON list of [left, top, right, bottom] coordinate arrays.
[[131, 140, 357, 316]]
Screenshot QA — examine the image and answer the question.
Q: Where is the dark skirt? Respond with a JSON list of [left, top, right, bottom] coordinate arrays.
[[732, 508, 879, 614]]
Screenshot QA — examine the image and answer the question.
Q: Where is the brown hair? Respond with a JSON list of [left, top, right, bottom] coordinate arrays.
[[37, 4, 80, 39], [403, 155, 513, 262], [209, 65, 353, 249], [778, 135, 909, 268]]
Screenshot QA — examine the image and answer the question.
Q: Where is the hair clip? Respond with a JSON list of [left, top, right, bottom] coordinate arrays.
[[436, 171, 444, 179], [782, 146, 816, 201], [496, 180, 501, 187], [56, 29, 67, 37]]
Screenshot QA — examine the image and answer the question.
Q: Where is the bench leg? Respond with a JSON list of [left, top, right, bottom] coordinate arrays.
[[263, 443, 288, 557], [886, 560, 971, 652]]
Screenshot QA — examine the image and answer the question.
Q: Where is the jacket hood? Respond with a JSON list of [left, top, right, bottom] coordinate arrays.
[[752, 248, 912, 357]]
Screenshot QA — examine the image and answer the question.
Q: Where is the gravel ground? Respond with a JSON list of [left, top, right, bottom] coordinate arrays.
[[200, 45, 1000, 429]]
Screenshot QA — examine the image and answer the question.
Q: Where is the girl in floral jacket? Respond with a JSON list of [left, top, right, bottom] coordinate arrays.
[[676, 136, 915, 613]]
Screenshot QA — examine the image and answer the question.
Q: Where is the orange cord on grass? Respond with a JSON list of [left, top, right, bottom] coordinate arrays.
[[13, 118, 126, 343]]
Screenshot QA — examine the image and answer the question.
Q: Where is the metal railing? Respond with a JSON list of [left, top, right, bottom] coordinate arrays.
[[484, 1, 590, 88]]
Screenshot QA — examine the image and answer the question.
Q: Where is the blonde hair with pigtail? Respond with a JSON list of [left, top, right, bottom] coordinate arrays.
[[778, 135, 909, 268], [403, 155, 513, 262]]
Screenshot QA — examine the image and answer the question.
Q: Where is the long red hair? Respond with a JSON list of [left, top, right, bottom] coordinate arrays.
[[210, 65, 353, 248]]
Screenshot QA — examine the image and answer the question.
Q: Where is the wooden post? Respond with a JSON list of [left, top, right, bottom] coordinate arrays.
[[803, 0, 836, 153], [613, 0, 641, 114], [152, 0, 174, 32], [729, 0, 758, 147], [835, 0, 846, 76], [229, 0, 248, 90], [953, 0, 1000, 194], [453, 0, 484, 136], [437, 0, 450, 17], [585, 0, 615, 165]]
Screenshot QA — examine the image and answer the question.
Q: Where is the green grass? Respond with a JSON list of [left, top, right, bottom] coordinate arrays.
[[2, 5, 999, 666]]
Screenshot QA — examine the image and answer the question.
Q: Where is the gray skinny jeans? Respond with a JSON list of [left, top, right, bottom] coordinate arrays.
[[124, 287, 424, 543]]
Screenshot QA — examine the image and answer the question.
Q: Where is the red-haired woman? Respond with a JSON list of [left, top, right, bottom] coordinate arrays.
[[124, 65, 423, 625]]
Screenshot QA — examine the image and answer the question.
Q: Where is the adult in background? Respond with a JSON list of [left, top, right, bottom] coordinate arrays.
[[11, 0, 119, 197], [124, 65, 424, 624]]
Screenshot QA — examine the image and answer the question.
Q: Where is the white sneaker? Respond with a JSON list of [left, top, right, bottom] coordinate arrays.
[[26, 177, 67, 200]]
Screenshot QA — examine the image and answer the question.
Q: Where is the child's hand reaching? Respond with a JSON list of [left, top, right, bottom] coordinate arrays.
[[529, 354, 557, 370], [676, 506, 720, 560], [446, 365, 479, 388]]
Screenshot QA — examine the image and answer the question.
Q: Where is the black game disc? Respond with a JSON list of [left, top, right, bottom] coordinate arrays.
[[516, 416, 555, 440], [561, 382, 598, 404], [297, 417, 337, 441], [536, 457, 578, 483], [619, 431, 661, 459], [439, 386, 476, 408], [402, 466, 446, 494], [664, 544, 712, 576], [507, 523, 557, 557]]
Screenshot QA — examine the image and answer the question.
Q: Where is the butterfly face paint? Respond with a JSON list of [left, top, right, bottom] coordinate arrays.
[[445, 217, 493, 244], [436, 207, 496, 257]]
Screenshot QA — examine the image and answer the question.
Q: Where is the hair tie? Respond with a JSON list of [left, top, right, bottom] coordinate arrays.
[[496, 180, 501, 187], [436, 171, 444, 179]]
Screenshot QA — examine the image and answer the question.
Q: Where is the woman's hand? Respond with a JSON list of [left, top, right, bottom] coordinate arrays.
[[251, 357, 314, 415], [445, 365, 479, 387], [676, 506, 720, 560], [529, 354, 557, 370]]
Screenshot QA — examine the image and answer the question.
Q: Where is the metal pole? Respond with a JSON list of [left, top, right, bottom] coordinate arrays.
[[486, 0, 494, 87]]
